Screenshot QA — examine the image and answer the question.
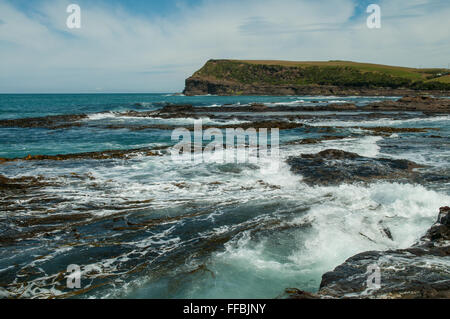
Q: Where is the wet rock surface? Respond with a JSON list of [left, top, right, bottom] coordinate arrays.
[[286, 149, 422, 185], [365, 95, 450, 113], [0, 174, 51, 192], [315, 206, 450, 299], [146, 98, 450, 114], [345, 126, 439, 134], [0, 114, 88, 129], [0, 147, 162, 163]]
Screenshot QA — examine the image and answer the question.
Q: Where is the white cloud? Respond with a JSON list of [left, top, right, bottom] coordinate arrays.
[[0, 0, 449, 93]]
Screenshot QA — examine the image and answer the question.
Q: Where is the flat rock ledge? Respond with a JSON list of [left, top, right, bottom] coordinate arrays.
[[286, 149, 422, 186]]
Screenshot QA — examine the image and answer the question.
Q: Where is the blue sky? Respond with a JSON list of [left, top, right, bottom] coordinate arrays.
[[7, 0, 373, 19], [0, 0, 449, 93]]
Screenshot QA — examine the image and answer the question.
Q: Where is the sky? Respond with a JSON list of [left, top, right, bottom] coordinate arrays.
[[0, 0, 449, 93]]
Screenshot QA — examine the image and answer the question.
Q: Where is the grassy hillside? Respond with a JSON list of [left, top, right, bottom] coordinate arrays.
[[427, 74, 450, 83], [191, 59, 450, 90]]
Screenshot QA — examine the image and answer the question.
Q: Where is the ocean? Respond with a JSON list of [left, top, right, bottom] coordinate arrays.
[[0, 93, 449, 298]]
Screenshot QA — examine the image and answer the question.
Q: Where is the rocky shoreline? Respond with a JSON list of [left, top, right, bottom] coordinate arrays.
[[286, 149, 424, 186], [0, 96, 448, 133], [286, 206, 450, 299], [1, 93, 449, 299]]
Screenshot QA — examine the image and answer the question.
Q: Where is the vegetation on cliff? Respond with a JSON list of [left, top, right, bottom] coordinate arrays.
[[185, 59, 450, 94]]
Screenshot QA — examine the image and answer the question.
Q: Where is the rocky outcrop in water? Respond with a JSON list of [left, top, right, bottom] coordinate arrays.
[[0, 114, 87, 129], [286, 206, 450, 299], [318, 206, 450, 299], [184, 77, 450, 97], [0, 147, 161, 163], [0, 174, 51, 193], [286, 149, 422, 185]]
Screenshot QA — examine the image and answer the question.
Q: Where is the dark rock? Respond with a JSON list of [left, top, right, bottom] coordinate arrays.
[[0, 147, 162, 163], [366, 96, 450, 113], [286, 149, 421, 185], [0, 174, 49, 191], [422, 206, 449, 242], [379, 221, 394, 240], [159, 104, 194, 113], [316, 207, 450, 299], [250, 103, 268, 111], [398, 95, 434, 103], [284, 288, 320, 299], [0, 114, 88, 129]]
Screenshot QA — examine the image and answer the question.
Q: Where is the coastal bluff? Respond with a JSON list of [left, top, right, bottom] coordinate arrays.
[[183, 59, 450, 96]]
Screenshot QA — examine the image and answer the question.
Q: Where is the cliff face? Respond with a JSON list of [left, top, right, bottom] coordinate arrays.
[[183, 77, 409, 96], [183, 60, 450, 96]]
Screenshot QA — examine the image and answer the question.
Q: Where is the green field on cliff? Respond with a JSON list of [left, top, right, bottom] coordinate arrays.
[[192, 59, 450, 90]]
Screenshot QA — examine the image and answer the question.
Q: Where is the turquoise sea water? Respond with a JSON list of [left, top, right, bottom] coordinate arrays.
[[0, 94, 449, 299], [0, 94, 398, 158], [0, 94, 396, 119]]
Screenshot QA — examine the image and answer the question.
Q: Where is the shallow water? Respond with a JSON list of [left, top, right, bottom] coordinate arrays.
[[0, 94, 448, 299]]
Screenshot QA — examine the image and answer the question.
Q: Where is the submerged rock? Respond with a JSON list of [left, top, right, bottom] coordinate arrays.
[[0, 147, 162, 163], [286, 149, 421, 185], [0, 174, 49, 191]]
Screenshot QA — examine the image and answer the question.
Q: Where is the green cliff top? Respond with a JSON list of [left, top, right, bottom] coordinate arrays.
[[190, 59, 450, 90]]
